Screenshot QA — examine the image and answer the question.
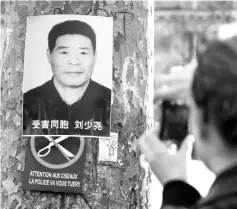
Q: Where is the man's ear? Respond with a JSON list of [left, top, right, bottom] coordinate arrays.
[[46, 49, 51, 64], [94, 51, 97, 62]]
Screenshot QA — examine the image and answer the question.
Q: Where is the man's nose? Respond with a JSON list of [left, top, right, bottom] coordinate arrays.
[[68, 53, 81, 65]]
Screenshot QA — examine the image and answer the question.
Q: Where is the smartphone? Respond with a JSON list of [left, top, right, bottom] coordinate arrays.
[[159, 100, 189, 149]]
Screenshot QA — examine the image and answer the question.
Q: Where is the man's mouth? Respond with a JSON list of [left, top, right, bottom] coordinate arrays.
[[65, 72, 83, 76]]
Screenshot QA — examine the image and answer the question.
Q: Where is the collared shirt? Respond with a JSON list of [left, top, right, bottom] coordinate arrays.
[[23, 78, 111, 137]]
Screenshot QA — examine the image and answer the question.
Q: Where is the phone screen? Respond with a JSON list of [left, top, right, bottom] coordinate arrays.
[[159, 100, 189, 149]]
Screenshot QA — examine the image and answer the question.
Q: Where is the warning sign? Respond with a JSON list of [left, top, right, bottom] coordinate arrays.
[[23, 136, 86, 193]]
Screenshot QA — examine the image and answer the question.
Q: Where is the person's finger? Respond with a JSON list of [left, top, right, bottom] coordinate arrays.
[[186, 134, 195, 157], [166, 142, 178, 155], [179, 134, 195, 157], [179, 136, 189, 154]]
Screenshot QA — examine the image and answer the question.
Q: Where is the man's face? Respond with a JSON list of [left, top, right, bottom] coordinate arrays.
[[47, 34, 96, 88]]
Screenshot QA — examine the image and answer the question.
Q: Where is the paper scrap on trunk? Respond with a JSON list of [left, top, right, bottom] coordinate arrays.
[[98, 132, 118, 162]]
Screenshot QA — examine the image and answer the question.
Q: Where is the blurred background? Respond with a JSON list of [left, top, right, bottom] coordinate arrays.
[[152, 1, 237, 208], [155, 1, 237, 78]]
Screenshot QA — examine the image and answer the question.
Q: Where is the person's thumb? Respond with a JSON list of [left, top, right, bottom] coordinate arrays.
[[179, 134, 194, 157]]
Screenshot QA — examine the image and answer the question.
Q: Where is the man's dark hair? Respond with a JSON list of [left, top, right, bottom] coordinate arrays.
[[48, 20, 96, 53], [192, 36, 237, 146]]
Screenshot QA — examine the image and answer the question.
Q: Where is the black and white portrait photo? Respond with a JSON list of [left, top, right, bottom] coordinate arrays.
[[22, 15, 113, 137]]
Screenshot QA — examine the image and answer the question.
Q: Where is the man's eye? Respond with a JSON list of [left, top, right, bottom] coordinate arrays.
[[81, 52, 88, 55], [60, 52, 68, 54]]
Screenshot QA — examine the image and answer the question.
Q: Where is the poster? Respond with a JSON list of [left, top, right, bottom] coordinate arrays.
[[23, 136, 86, 193], [22, 15, 113, 137]]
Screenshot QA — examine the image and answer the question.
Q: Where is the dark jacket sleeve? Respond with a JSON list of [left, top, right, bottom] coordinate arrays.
[[161, 180, 201, 209]]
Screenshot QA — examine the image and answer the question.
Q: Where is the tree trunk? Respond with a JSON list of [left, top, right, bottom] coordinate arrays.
[[1, 1, 153, 209]]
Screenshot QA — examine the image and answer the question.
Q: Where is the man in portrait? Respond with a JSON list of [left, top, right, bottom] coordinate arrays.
[[23, 20, 111, 136]]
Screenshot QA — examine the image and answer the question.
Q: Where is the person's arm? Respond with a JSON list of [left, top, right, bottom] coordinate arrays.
[[138, 125, 200, 208], [162, 180, 201, 209]]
